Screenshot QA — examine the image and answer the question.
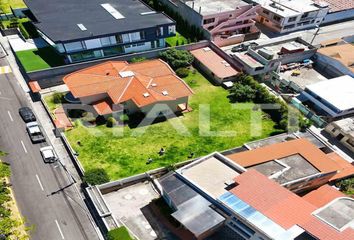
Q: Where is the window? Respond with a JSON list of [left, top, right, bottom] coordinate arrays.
[[301, 12, 309, 19], [347, 139, 354, 148], [203, 18, 215, 24], [273, 15, 282, 22], [140, 31, 145, 40], [263, 9, 270, 15], [103, 46, 123, 56], [284, 24, 295, 29], [100, 36, 117, 47], [288, 16, 297, 22], [156, 27, 164, 36], [116, 34, 123, 43], [64, 41, 84, 52]]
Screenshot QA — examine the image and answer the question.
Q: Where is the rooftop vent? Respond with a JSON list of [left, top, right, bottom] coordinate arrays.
[[119, 71, 135, 78], [203, 47, 211, 52], [101, 3, 125, 20], [140, 11, 157, 15], [162, 90, 169, 96], [77, 24, 87, 31], [151, 83, 157, 87], [143, 92, 150, 98]]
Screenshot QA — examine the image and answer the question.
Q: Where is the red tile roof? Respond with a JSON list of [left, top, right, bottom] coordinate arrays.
[[191, 48, 239, 79], [303, 184, 346, 208], [92, 99, 113, 115], [227, 138, 354, 180], [28, 81, 41, 93], [231, 170, 354, 240], [63, 59, 194, 108], [314, 0, 354, 12]]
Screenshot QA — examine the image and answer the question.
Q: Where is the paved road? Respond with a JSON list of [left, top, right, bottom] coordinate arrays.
[[0, 56, 99, 239]]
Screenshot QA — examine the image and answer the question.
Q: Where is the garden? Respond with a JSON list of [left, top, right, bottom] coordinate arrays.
[[50, 49, 283, 182]]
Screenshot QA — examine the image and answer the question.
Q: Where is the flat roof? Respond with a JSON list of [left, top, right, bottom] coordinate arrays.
[[315, 198, 354, 230], [333, 117, 354, 137], [191, 48, 239, 79], [24, 0, 174, 42], [251, 154, 320, 184], [255, 0, 325, 17], [317, 43, 354, 74], [183, 0, 249, 16], [235, 52, 264, 68], [305, 75, 354, 111], [177, 153, 245, 198], [257, 40, 309, 60], [159, 173, 225, 237], [227, 138, 344, 174]]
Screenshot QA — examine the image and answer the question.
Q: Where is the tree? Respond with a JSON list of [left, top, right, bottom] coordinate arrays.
[[159, 49, 194, 70], [52, 92, 64, 104], [229, 82, 256, 102], [83, 168, 110, 185], [175, 67, 189, 78]]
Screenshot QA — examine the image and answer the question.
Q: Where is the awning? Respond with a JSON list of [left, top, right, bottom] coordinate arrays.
[[28, 81, 41, 93]]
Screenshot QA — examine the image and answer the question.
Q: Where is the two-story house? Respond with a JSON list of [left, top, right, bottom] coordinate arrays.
[[24, 0, 176, 63]]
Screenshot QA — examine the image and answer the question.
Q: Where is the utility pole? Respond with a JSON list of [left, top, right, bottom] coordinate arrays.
[[310, 24, 321, 45]]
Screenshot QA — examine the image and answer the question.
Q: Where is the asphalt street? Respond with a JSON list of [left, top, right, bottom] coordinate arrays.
[[0, 56, 98, 239]]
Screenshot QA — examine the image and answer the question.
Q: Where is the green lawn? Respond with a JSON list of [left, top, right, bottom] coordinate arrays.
[[65, 69, 281, 180], [15, 47, 65, 72], [166, 32, 188, 47], [0, 0, 26, 13]]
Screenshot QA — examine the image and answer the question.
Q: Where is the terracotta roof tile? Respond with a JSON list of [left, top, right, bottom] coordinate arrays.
[[63, 59, 193, 108], [230, 170, 354, 240], [191, 48, 239, 79], [317, 43, 354, 73], [92, 99, 113, 115], [303, 184, 345, 208], [326, 152, 354, 181], [227, 138, 341, 174]]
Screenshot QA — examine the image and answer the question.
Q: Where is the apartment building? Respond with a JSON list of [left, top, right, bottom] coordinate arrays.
[[253, 0, 329, 33], [158, 143, 354, 239], [160, 0, 260, 45], [24, 0, 176, 63], [325, 117, 354, 153]]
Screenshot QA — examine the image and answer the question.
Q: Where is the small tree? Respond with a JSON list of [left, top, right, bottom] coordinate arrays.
[[83, 168, 110, 185], [175, 40, 179, 46], [106, 117, 117, 128], [52, 92, 64, 104], [159, 49, 194, 70], [175, 67, 189, 78], [229, 82, 257, 102]]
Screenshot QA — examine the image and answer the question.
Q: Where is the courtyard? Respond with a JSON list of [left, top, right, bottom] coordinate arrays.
[[58, 69, 281, 180]]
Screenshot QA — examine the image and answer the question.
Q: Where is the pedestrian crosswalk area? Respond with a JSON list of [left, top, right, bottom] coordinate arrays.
[[0, 66, 11, 74]]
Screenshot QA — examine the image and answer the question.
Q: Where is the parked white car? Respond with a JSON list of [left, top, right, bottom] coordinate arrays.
[[40, 146, 58, 163]]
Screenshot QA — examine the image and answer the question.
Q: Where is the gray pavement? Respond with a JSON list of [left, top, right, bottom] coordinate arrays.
[[0, 48, 101, 239]]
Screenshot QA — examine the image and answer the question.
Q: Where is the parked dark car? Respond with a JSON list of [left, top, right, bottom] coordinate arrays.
[[231, 42, 258, 52], [19, 107, 36, 123]]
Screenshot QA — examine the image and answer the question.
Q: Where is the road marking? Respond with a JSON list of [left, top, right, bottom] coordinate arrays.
[[55, 220, 65, 239], [0, 66, 11, 74], [35, 174, 44, 191], [7, 111, 13, 122], [20, 140, 27, 153]]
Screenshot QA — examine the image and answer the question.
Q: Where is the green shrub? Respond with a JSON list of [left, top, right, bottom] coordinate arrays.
[[119, 114, 129, 123], [81, 112, 96, 122], [107, 226, 133, 240], [229, 82, 256, 102], [159, 49, 194, 70], [83, 168, 110, 185], [130, 57, 146, 63], [175, 67, 189, 78], [52, 92, 64, 104], [106, 117, 117, 128]]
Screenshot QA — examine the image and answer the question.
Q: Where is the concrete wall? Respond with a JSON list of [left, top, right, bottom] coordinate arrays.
[[315, 53, 354, 78], [322, 9, 354, 24], [140, 97, 189, 117], [27, 41, 209, 88]]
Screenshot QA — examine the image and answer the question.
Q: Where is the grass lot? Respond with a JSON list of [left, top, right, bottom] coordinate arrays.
[[166, 32, 188, 47], [65, 69, 281, 180], [15, 47, 65, 72], [107, 226, 133, 240], [0, 0, 26, 13]]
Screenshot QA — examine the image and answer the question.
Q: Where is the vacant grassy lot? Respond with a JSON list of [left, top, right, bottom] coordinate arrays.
[[166, 32, 188, 47], [16, 47, 65, 72], [66, 69, 281, 180], [0, 0, 26, 13]]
